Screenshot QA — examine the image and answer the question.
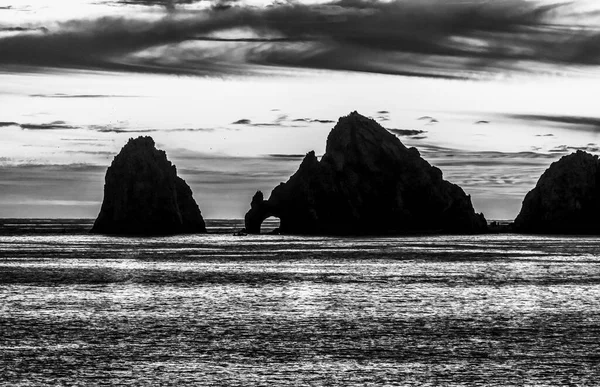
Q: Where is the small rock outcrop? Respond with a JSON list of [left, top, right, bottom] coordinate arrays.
[[244, 111, 487, 235], [514, 150, 600, 234], [91, 136, 206, 235]]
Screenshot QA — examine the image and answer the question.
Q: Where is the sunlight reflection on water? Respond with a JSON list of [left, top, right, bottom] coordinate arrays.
[[2, 222, 600, 385]]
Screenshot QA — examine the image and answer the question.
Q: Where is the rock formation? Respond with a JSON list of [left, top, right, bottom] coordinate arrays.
[[244, 111, 487, 235], [514, 150, 600, 234], [91, 136, 206, 235]]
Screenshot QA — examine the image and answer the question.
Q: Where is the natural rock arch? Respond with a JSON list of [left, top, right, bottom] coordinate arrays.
[[244, 111, 487, 235], [244, 191, 277, 234]]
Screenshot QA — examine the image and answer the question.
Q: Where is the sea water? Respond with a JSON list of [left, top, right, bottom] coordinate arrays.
[[1, 219, 600, 386]]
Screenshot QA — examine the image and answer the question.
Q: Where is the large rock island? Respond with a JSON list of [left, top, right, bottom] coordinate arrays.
[[245, 111, 487, 235], [514, 150, 600, 234], [91, 136, 206, 235]]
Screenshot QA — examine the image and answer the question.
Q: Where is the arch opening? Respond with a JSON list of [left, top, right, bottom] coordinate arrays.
[[260, 216, 281, 234]]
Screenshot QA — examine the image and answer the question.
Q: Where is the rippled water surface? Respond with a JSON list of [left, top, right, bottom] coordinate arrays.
[[2, 220, 600, 386]]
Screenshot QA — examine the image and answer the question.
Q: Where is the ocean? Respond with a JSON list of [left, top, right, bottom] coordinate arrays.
[[1, 219, 600, 386]]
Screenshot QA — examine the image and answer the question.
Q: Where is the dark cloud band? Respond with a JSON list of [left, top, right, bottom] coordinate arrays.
[[1, 1, 599, 78]]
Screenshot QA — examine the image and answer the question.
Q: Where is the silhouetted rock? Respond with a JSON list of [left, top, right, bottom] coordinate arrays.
[[514, 150, 600, 234], [244, 111, 487, 235], [91, 136, 206, 235]]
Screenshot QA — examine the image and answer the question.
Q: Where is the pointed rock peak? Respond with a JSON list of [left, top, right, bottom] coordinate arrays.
[[334, 111, 381, 132], [91, 136, 206, 235], [251, 190, 264, 208], [346, 110, 367, 120], [119, 136, 160, 156], [324, 111, 408, 168], [327, 111, 397, 148], [343, 110, 364, 120], [299, 150, 319, 167], [126, 135, 155, 148], [111, 136, 172, 169]]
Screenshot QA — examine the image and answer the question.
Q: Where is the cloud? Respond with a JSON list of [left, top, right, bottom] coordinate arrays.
[[374, 111, 390, 121], [548, 143, 600, 154], [20, 121, 78, 130], [0, 162, 106, 172], [30, 93, 138, 98], [418, 116, 439, 124], [231, 119, 250, 125], [110, 0, 239, 12], [231, 115, 312, 127], [4, 121, 124, 132], [2, 0, 600, 79], [291, 118, 336, 124], [1, 27, 48, 33], [509, 114, 600, 132], [267, 154, 310, 160], [0, 122, 19, 127], [88, 125, 220, 133], [108, 0, 204, 10], [388, 128, 427, 137], [89, 126, 157, 133], [64, 150, 116, 156], [3, 120, 220, 133]]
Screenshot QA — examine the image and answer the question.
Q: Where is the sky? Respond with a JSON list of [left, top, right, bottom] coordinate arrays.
[[2, 0, 600, 220]]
